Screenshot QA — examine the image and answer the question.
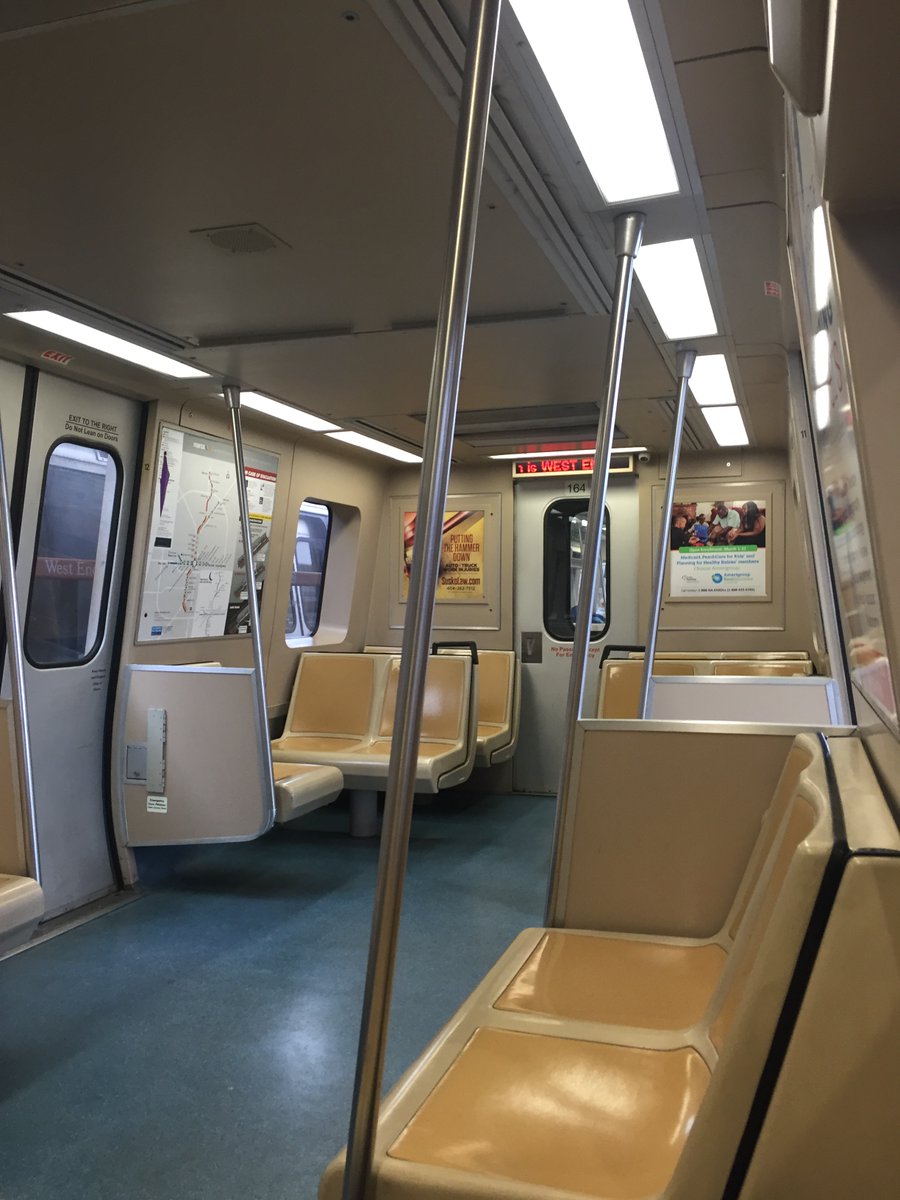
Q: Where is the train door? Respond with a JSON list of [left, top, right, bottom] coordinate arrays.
[[513, 475, 638, 793], [8, 371, 142, 919]]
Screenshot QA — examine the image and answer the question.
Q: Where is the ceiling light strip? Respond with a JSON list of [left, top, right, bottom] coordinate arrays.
[[634, 239, 718, 340], [509, 0, 679, 203], [688, 354, 737, 406], [327, 431, 422, 463], [4, 310, 209, 379], [239, 391, 340, 433], [490, 445, 647, 460], [702, 406, 749, 447]]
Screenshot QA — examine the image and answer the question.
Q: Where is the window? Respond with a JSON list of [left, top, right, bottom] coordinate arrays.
[[284, 500, 331, 645], [25, 442, 120, 667], [543, 499, 609, 641]]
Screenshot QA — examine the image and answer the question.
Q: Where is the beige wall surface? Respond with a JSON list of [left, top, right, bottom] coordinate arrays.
[[366, 462, 514, 651], [636, 450, 816, 655], [119, 400, 389, 716]]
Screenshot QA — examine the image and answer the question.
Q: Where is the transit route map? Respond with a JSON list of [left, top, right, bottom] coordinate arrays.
[[137, 425, 278, 642]]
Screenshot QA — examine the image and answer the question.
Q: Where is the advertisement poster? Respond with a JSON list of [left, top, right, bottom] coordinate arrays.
[[402, 509, 485, 601], [668, 498, 768, 600], [137, 426, 278, 642]]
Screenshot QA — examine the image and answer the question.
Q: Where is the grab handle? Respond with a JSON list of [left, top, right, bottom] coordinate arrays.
[[431, 640, 479, 665]]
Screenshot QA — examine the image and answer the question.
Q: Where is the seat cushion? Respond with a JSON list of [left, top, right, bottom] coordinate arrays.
[[271, 762, 343, 822], [495, 930, 726, 1030], [389, 1026, 709, 1198], [272, 734, 369, 758]]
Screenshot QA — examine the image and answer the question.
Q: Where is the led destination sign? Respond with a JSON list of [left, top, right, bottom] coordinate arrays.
[[512, 453, 633, 478]]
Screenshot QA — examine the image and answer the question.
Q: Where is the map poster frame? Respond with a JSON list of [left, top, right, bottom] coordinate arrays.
[[135, 423, 279, 645], [662, 490, 773, 604]]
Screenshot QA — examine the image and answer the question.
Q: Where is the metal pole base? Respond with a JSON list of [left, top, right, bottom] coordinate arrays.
[[349, 790, 379, 839]]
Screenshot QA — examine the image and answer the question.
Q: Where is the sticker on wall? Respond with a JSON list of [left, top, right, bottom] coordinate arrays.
[[147, 795, 168, 813]]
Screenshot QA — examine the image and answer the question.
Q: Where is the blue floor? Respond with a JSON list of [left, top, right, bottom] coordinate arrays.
[[0, 792, 553, 1200]]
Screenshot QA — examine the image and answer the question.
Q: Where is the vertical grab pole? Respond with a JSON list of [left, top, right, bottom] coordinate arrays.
[[223, 386, 276, 831], [638, 348, 696, 719], [0, 412, 40, 884], [545, 211, 645, 927], [340, 2, 502, 1197]]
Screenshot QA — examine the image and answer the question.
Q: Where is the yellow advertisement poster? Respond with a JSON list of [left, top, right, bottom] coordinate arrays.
[[402, 510, 485, 601]]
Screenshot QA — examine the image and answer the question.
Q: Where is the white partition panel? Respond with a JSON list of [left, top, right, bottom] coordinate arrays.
[[648, 675, 843, 726], [115, 665, 273, 845]]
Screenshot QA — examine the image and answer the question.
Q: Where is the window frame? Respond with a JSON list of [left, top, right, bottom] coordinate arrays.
[[23, 437, 123, 670], [542, 498, 611, 643]]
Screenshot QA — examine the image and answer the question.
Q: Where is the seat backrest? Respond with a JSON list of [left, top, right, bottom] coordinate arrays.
[[712, 661, 813, 676], [378, 655, 470, 743], [710, 785, 823, 1051], [478, 650, 515, 726], [725, 739, 816, 940], [598, 658, 695, 719], [670, 745, 833, 1197], [288, 653, 379, 736]]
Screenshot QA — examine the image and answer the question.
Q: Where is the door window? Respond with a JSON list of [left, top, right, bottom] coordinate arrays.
[[24, 441, 120, 666], [543, 499, 609, 641], [285, 500, 331, 644]]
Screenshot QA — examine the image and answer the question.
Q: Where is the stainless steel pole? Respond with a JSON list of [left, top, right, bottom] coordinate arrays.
[[340, 3, 502, 1196], [224, 385, 276, 831], [638, 348, 696, 719], [0, 411, 40, 884], [545, 211, 645, 927]]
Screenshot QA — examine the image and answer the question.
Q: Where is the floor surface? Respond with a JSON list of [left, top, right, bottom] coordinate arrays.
[[0, 792, 553, 1200]]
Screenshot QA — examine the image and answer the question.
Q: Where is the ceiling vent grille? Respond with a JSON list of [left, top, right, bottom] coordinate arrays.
[[657, 396, 705, 451], [413, 404, 628, 446], [192, 223, 290, 255]]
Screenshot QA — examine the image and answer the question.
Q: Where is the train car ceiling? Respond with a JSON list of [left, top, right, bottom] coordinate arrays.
[[0, 0, 793, 460]]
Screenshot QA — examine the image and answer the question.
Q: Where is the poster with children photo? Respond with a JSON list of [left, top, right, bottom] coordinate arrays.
[[667, 498, 768, 599]]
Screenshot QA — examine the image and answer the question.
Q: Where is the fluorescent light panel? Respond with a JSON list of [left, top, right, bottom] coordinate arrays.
[[688, 354, 737, 406], [510, 0, 678, 203], [635, 239, 718, 340], [239, 391, 340, 432], [490, 446, 647, 460], [702, 406, 748, 447], [327, 430, 422, 463], [4, 310, 209, 379]]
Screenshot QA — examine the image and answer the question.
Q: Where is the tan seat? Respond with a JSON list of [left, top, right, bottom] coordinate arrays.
[[334, 655, 476, 793], [0, 873, 43, 957], [598, 658, 695, 719], [274, 652, 476, 794], [271, 762, 343, 824], [320, 734, 834, 1200], [390, 1028, 709, 1199], [494, 740, 813, 1032], [472, 650, 520, 768], [271, 653, 389, 764], [712, 660, 813, 676]]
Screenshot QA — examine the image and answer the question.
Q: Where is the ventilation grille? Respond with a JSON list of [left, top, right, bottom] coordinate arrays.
[[657, 396, 705, 451], [412, 404, 628, 448], [192, 223, 290, 255]]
